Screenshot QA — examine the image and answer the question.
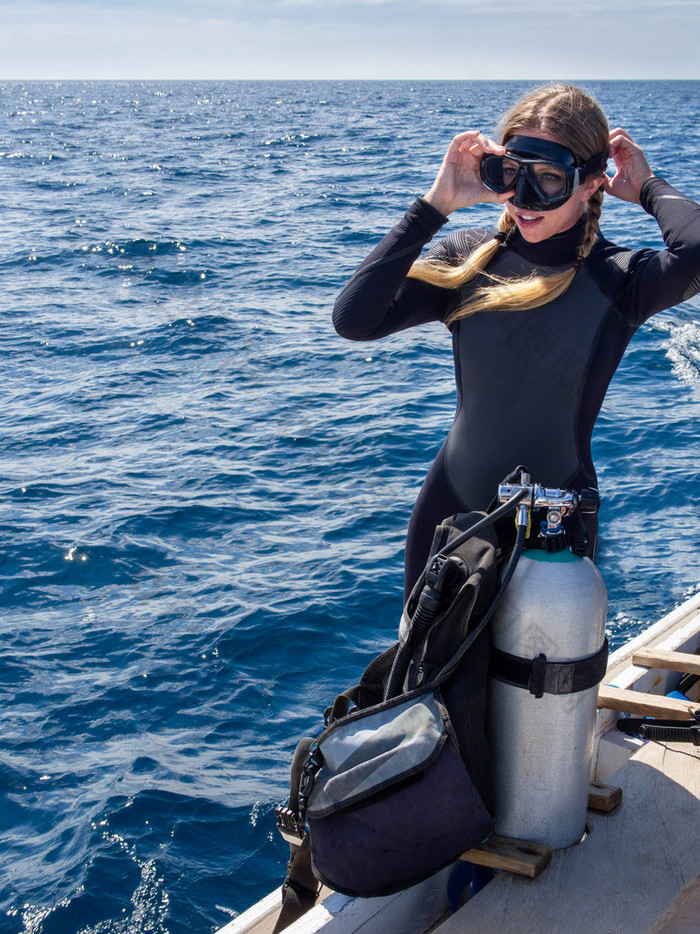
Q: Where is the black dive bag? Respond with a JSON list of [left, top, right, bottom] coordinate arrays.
[[273, 510, 503, 923]]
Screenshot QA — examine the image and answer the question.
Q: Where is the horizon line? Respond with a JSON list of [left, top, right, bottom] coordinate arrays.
[[1, 76, 699, 83]]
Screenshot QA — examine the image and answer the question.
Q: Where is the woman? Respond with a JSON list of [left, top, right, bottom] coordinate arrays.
[[333, 84, 700, 601]]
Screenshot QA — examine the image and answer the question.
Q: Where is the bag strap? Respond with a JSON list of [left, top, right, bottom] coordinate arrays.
[[272, 835, 319, 934], [324, 685, 360, 726], [273, 737, 320, 933]]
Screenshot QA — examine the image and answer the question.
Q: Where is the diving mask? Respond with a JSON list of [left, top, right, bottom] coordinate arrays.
[[480, 135, 608, 212]]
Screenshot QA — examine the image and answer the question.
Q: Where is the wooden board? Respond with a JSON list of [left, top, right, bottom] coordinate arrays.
[[597, 685, 700, 720], [587, 781, 622, 813], [460, 835, 551, 879], [632, 648, 700, 676], [434, 738, 700, 934]]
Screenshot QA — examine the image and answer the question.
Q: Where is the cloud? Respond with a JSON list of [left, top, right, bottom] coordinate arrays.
[[0, 0, 697, 79]]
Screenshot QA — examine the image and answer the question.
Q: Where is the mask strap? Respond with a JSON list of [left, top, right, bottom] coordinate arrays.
[[582, 152, 608, 178]]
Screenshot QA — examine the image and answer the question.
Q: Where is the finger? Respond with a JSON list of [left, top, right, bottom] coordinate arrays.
[[608, 127, 636, 145], [608, 133, 629, 154], [477, 189, 510, 205], [448, 130, 481, 151], [608, 141, 633, 167], [468, 134, 505, 156], [608, 128, 627, 147], [608, 129, 643, 160]]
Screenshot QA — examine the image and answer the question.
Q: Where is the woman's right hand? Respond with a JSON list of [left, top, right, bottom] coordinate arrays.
[[423, 131, 515, 217]]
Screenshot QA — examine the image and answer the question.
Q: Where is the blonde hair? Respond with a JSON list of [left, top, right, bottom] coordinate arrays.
[[408, 84, 608, 325]]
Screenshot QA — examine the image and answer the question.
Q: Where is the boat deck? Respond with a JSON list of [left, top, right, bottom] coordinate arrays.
[[225, 732, 700, 934], [434, 727, 700, 934], [222, 593, 700, 934]]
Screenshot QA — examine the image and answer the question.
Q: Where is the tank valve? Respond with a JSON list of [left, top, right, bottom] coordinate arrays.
[[497, 471, 595, 553], [540, 506, 568, 551]]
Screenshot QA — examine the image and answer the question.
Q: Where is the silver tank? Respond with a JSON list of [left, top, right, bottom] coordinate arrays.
[[488, 549, 607, 849]]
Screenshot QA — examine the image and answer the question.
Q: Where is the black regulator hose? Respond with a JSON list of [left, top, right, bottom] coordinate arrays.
[[438, 487, 530, 560], [385, 488, 530, 700], [438, 514, 528, 685], [478, 518, 527, 628], [384, 555, 466, 700]]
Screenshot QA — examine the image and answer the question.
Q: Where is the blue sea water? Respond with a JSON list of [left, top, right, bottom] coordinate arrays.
[[0, 80, 698, 934]]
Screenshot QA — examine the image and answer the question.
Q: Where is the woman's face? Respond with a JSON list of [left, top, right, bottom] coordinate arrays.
[[503, 130, 605, 243]]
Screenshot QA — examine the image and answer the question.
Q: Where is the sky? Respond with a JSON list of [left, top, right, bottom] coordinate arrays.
[[0, 0, 698, 81]]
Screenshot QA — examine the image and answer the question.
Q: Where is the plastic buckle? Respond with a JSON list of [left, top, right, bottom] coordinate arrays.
[[275, 806, 305, 845], [529, 653, 547, 698], [298, 749, 322, 812]]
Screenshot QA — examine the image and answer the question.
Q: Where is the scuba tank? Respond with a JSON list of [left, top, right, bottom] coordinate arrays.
[[487, 475, 608, 849]]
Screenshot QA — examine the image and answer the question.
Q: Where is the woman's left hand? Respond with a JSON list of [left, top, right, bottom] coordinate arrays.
[[604, 128, 654, 204]]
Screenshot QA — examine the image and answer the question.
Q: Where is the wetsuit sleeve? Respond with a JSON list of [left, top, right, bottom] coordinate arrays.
[[616, 177, 700, 324], [332, 198, 453, 340]]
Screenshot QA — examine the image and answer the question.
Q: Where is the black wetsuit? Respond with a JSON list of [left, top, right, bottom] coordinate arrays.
[[333, 178, 700, 597]]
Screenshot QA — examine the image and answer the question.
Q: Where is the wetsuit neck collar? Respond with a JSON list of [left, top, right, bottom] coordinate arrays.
[[505, 213, 588, 266]]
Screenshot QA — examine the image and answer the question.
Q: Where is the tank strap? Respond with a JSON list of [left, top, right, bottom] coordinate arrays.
[[490, 638, 609, 698]]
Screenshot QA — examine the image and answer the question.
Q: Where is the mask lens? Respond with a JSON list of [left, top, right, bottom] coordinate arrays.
[[480, 154, 521, 194], [530, 163, 569, 199], [501, 158, 520, 189], [510, 159, 576, 211]]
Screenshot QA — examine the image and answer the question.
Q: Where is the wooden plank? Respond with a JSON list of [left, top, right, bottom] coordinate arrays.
[[597, 685, 700, 720], [602, 598, 700, 692], [587, 781, 622, 813], [632, 648, 700, 676], [460, 834, 551, 879]]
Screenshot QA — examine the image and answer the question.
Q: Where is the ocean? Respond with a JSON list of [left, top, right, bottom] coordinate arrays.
[[0, 80, 698, 934]]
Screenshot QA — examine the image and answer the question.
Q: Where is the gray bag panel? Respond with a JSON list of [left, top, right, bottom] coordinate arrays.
[[308, 693, 448, 818]]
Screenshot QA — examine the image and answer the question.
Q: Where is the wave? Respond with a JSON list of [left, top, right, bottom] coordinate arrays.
[[664, 320, 700, 383]]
